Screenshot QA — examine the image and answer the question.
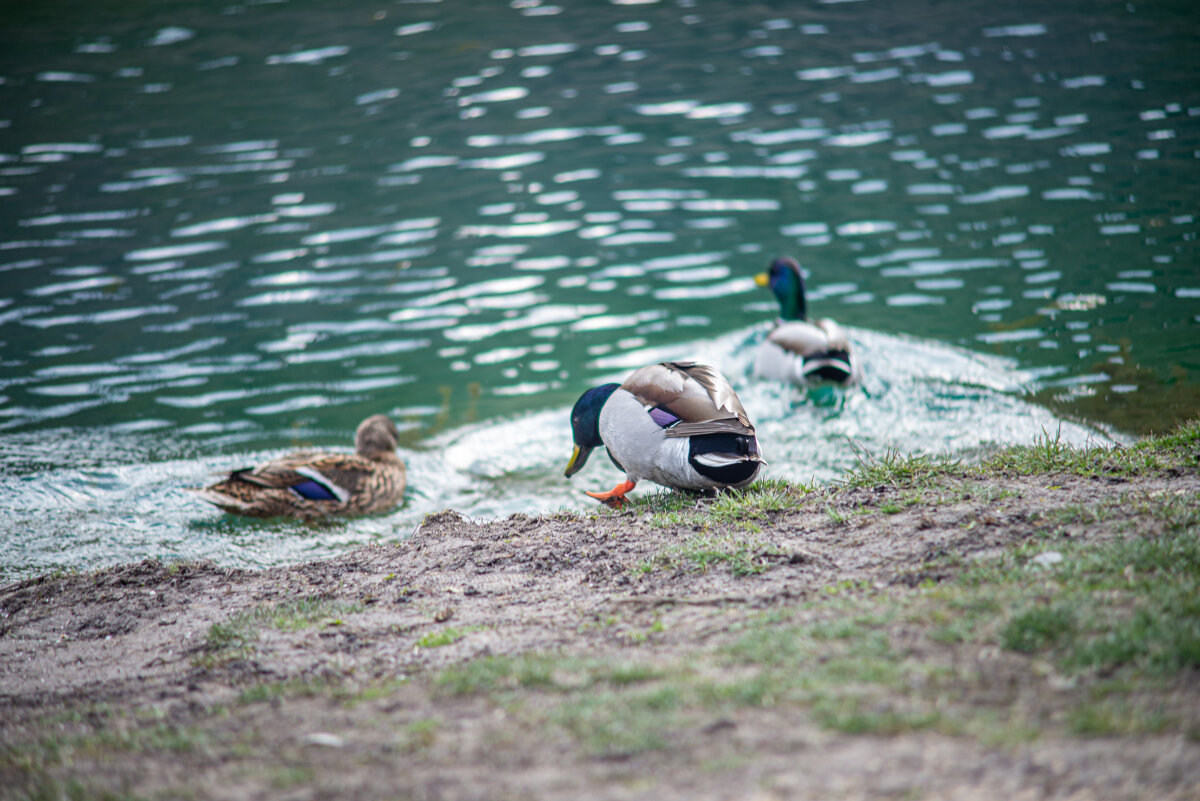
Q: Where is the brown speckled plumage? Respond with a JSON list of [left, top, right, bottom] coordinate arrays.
[[191, 414, 406, 519]]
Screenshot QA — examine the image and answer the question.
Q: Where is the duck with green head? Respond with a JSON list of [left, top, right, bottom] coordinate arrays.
[[191, 414, 406, 519], [565, 361, 764, 508], [754, 256, 858, 385]]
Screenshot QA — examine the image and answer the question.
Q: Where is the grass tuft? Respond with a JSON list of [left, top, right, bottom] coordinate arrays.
[[956, 524, 1200, 678], [630, 479, 814, 530], [840, 445, 962, 490], [196, 596, 363, 667], [1000, 603, 1076, 653], [984, 419, 1200, 478], [417, 625, 481, 649], [639, 530, 783, 577]]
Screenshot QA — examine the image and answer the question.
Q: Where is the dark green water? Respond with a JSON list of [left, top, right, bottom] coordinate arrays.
[[1, 0, 1197, 579]]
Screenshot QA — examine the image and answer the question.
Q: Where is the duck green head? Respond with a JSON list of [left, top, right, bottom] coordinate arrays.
[[564, 383, 619, 478], [754, 256, 807, 321]]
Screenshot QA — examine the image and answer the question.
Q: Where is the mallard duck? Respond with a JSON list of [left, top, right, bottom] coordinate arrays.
[[564, 361, 764, 507], [192, 414, 405, 519], [754, 256, 858, 385]]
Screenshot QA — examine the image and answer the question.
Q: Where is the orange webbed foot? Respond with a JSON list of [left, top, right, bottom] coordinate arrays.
[[586, 480, 637, 509]]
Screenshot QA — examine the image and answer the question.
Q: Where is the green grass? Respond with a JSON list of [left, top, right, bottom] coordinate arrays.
[[983, 419, 1200, 478], [551, 684, 683, 755], [721, 615, 904, 692], [197, 596, 363, 667], [417, 625, 482, 649], [433, 653, 692, 756], [618, 421, 1196, 530], [764, 421, 1200, 546], [432, 631, 930, 753], [0, 775, 145, 801], [236, 674, 344, 705], [397, 718, 441, 753], [430, 603, 943, 755], [379, 424, 1200, 749], [14, 423, 1194, 783], [434, 653, 665, 698], [639, 529, 784, 577], [825, 504, 848, 524], [1144, 418, 1200, 456], [630, 479, 813, 530], [234, 673, 415, 710], [434, 653, 561, 697], [630, 480, 805, 576], [1066, 693, 1175, 737], [628, 489, 701, 518], [433, 490, 1199, 749], [799, 518, 1197, 737], [88, 722, 208, 755], [840, 446, 962, 490], [257, 596, 362, 631], [833, 420, 1200, 496], [269, 765, 316, 791], [0, 705, 210, 801], [706, 479, 807, 522], [838, 420, 1194, 490], [809, 695, 942, 736], [1000, 603, 1077, 653], [993, 526, 1200, 675], [202, 619, 257, 663]]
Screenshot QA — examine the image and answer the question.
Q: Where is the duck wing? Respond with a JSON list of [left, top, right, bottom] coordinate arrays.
[[235, 453, 376, 502], [815, 318, 850, 351], [621, 361, 755, 438], [767, 321, 832, 357], [780, 319, 854, 383]]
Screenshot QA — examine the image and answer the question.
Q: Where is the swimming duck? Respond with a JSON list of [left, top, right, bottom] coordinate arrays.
[[564, 361, 764, 508], [754, 256, 858, 385], [192, 414, 405, 519]]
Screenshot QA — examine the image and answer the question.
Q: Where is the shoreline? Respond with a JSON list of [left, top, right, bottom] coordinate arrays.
[[2, 427, 1198, 800]]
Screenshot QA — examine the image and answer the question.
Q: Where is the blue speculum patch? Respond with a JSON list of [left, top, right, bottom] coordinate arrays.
[[648, 407, 680, 428], [290, 480, 338, 501]]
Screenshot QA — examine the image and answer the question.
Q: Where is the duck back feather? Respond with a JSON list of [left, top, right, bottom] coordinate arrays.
[[620, 361, 755, 437]]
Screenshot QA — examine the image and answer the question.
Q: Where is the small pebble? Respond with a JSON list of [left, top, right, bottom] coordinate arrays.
[[304, 732, 345, 748], [1030, 551, 1063, 568]]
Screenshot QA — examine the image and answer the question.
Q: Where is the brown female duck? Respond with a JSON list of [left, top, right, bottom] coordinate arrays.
[[192, 414, 405, 519]]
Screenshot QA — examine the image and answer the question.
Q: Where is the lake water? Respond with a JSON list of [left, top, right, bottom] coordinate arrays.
[[2, 0, 1197, 581]]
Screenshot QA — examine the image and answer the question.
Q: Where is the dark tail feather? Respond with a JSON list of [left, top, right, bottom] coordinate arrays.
[[801, 349, 853, 383]]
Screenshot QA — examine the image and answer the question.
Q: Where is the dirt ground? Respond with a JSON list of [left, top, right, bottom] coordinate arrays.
[[2, 467, 1198, 800]]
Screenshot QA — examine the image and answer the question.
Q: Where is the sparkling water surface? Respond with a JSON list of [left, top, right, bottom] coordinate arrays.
[[1, 0, 1197, 580]]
